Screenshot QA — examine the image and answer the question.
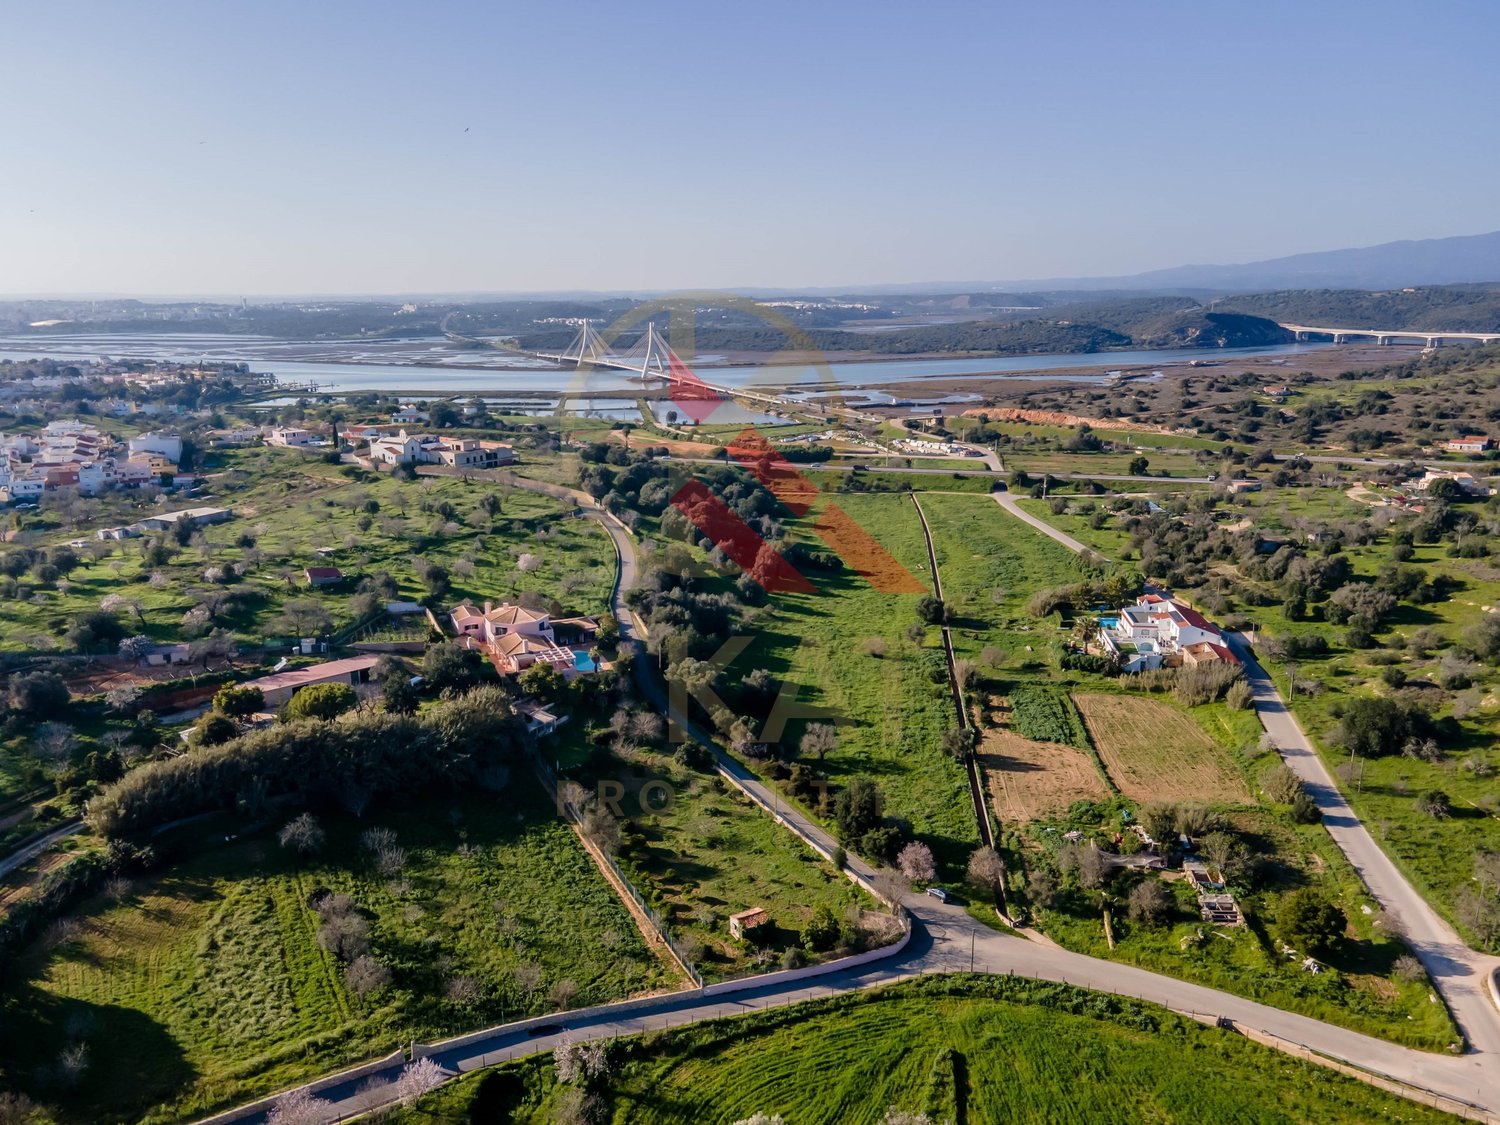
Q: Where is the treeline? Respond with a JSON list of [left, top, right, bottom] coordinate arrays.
[[522, 316, 1275, 358], [1220, 284, 1500, 333], [89, 686, 523, 838]]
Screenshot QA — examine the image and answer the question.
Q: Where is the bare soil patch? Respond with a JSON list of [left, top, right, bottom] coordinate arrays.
[[1073, 693, 1250, 805], [981, 727, 1110, 823]]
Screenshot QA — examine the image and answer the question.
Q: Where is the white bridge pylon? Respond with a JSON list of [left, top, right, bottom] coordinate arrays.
[[539, 321, 676, 381]]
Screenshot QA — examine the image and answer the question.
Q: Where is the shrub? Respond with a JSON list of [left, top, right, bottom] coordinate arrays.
[[1416, 790, 1452, 819], [193, 713, 239, 748], [1172, 662, 1243, 707], [286, 682, 357, 722], [1126, 879, 1170, 925], [1289, 791, 1321, 824], [7, 671, 70, 718], [213, 684, 264, 718], [1262, 764, 1304, 805], [1278, 889, 1346, 958], [90, 687, 523, 838]]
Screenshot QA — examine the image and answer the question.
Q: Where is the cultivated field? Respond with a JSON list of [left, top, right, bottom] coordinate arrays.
[[1073, 693, 1251, 805], [981, 728, 1110, 823]]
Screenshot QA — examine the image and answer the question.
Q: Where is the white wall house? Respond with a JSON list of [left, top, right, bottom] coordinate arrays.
[[269, 428, 316, 448], [127, 432, 184, 462], [1099, 594, 1237, 673], [392, 405, 429, 424]]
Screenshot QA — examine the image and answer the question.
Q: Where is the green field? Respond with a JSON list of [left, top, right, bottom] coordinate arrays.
[[549, 725, 876, 980], [0, 448, 617, 653], [0, 784, 669, 1125], [392, 976, 1460, 1125], [918, 491, 1090, 666], [735, 492, 978, 867]]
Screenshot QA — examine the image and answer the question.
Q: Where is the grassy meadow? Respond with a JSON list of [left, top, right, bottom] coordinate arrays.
[[389, 976, 1461, 1125], [0, 784, 670, 1125], [0, 447, 618, 653], [548, 726, 876, 981]]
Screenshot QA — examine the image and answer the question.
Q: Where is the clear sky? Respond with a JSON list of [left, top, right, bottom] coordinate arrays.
[[3, 0, 1498, 297]]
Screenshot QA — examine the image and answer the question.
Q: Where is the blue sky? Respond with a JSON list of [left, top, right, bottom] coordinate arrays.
[[2, 0, 1497, 296]]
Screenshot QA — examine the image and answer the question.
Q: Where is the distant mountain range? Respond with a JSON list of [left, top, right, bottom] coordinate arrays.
[[1006, 230, 1500, 293]]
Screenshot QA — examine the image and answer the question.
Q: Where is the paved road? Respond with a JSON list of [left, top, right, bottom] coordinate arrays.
[[991, 491, 1108, 560], [1226, 632, 1500, 1056], [200, 473, 1500, 1125], [658, 454, 1211, 485]]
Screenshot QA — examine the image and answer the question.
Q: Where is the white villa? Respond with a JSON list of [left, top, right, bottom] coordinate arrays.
[[1417, 469, 1493, 497], [1099, 594, 1238, 673], [392, 404, 430, 425], [268, 427, 317, 448], [368, 429, 515, 470]]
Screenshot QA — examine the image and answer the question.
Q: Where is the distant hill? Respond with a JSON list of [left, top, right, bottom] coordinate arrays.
[[1215, 284, 1500, 332], [519, 301, 1292, 356], [1016, 231, 1500, 292]]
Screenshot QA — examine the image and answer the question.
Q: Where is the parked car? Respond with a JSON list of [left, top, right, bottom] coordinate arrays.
[[925, 886, 951, 903]]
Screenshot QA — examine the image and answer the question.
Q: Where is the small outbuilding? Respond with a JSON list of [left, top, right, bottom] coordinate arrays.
[[304, 566, 344, 587], [729, 907, 769, 940], [240, 654, 380, 708]]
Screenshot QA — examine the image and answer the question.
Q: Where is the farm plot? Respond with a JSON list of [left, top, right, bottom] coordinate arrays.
[[1073, 693, 1250, 805], [981, 728, 1110, 823]]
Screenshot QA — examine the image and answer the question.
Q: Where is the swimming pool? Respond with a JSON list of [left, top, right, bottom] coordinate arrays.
[[1097, 617, 1119, 629], [572, 651, 597, 673]]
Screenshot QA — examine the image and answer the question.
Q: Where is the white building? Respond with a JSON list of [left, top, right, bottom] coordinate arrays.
[[1099, 594, 1238, 673], [392, 405, 429, 425], [368, 429, 514, 469], [1419, 469, 1493, 497], [268, 427, 316, 448], [128, 432, 184, 462]]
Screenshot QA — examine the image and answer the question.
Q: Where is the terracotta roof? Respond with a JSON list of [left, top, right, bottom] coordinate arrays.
[[1169, 601, 1216, 633], [304, 567, 342, 580], [485, 604, 548, 625]]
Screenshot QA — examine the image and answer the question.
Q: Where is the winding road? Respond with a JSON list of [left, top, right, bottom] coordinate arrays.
[[195, 471, 1500, 1125], [1226, 633, 1500, 1057]]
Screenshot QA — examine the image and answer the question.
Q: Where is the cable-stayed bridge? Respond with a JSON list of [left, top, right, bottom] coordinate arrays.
[[532, 322, 816, 416], [534, 322, 680, 381]]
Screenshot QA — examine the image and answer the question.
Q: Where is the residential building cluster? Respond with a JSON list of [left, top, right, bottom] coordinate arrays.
[[0, 421, 184, 502]]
